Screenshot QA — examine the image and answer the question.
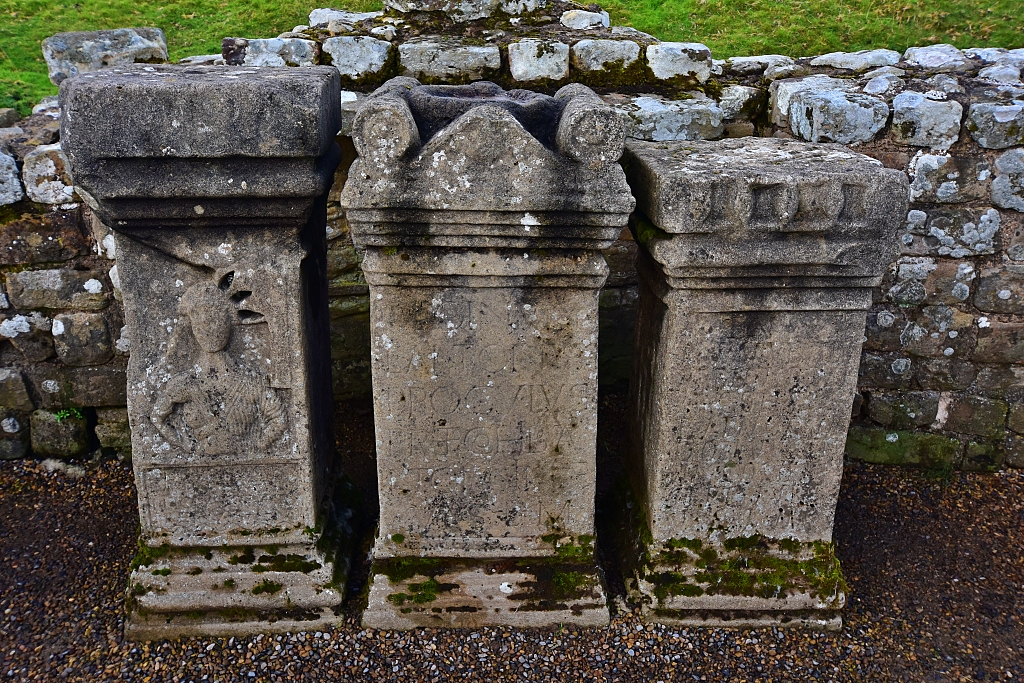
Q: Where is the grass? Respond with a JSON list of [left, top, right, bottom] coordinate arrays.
[[1, 0, 1022, 115]]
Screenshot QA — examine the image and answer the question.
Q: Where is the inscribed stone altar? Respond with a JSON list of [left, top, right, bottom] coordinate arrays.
[[620, 138, 908, 628], [343, 79, 634, 627], [60, 65, 345, 638]]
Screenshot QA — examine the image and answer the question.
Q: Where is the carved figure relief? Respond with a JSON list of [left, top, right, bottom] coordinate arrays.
[[150, 281, 286, 456]]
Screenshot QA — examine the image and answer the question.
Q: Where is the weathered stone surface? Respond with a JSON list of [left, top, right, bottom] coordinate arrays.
[[41, 28, 167, 85], [0, 151, 22, 206], [507, 39, 569, 81], [3, 113, 60, 161], [387, 0, 544, 21], [993, 148, 1024, 211], [646, 43, 712, 82], [974, 321, 1024, 363], [62, 64, 346, 638], [810, 49, 901, 71], [769, 74, 852, 128], [559, 9, 609, 29], [621, 137, 907, 625], [606, 94, 723, 142], [52, 312, 113, 366], [570, 40, 640, 72], [728, 54, 793, 76], [1, 313, 56, 362], [862, 73, 902, 96], [344, 79, 633, 627], [0, 368, 33, 410], [903, 44, 970, 72], [0, 412, 29, 460], [899, 207, 1000, 258], [979, 62, 1023, 85], [788, 90, 888, 144], [719, 85, 761, 120], [322, 36, 392, 79], [309, 8, 382, 26], [966, 102, 1024, 149], [0, 109, 18, 128], [845, 426, 960, 468], [223, 37, 320, 67], [973, 266, 1024, 314], [27, 363, 127, 409], [908, 152, 991, 204], [868, 391, 940, 428], [0, 206, 88, 265], [943, 395, 1008, 438], [22, 143, 76, 205], [399, 39, 500, 81], [891, 91, 962, 149], [30, 409, 89, 458], [6, 269, 109, 310]]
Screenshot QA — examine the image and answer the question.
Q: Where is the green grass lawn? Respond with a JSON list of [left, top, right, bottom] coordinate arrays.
[[2, 0, 1022, 115]]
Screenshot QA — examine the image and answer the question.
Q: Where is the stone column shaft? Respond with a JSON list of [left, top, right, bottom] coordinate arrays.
[[61, 65, 346, 638], [620, 138, 908, 628], [343, 79, 634, 628]]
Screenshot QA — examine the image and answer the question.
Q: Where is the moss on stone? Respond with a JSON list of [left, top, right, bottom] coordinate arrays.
[[251, 579, 283, 596]]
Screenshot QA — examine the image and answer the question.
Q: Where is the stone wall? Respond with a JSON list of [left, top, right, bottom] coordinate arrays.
[[1, 5, 1022, 470]]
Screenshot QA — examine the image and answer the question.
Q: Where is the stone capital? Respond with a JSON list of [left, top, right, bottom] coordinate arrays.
[[60, 65, 342, 228]]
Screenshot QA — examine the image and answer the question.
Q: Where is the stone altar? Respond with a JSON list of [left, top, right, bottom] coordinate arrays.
[[60, 65, 346, 638], [620, 138, 908, 628], [343, 78, 634, 627]]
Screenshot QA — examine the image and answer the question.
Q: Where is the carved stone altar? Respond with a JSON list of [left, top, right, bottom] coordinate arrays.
[[343, 79, 634, 627], [60, 65, 345, 638], [620, 138, 908, 628]]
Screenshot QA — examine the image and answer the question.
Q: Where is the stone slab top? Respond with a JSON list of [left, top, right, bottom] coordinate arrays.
[[60, 65, 341, 162], [623, 137, 909, 235]]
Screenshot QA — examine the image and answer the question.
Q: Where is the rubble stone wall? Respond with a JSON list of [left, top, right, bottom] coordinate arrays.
[[2, 8, 1023, 470]]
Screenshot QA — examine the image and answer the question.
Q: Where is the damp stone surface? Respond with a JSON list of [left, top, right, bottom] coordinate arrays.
[[342, 78, 634, 628], [619, 137, 908, 628], [60, 65, 347, 639]]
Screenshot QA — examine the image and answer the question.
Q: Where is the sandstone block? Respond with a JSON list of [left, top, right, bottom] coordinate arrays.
[[22, 143, 76, 204], [0, 151, 23, 206], [0, 412, 29, 460], [309, 8, 382, 25], [6, 269, 109, 310], [52, 312, 113, 366], [728, 54, 793, 76], [344, 79, 634, 628], [769, 74, 852, 128], [223, 37, 320, 67], [974, 266, 1024, 314], [903, 44, 970, 72], [621, 137, 907, 626], [845, 426, 959, 469], [0, 205, 88, 265], [913, 357, 977, 391], [28, 363, 127, 409], [908, 153, 991, 203], [0, 313, 56, 362], [570, 40, 640, 72], [62, 64, 346, 638], [868, 391, 940, 429], [858, 353, 914, 389], [719, 85, 761, 120], [788, 90, 889, 144], [967, 102, 1024, 149], [0, 109, 19, 128], [399, 39, 500, 81], [891, 91, 962, 149], [507, 39, 570, 81], [810, 49, 901, 71], [607, 94, 723, 141], [559, 9, 609, 29], [963, 441, 1004, 472], [646, 42, 712, 82], [974, 322, 1024, 363], [992, 148, 1024, 211], [899, 207, 999, 258], [1008, 403, 1024, 434], [322, 36, 392, 79], [944, 395, 1008, 438], [30, 409, 89, 458], [41, 28, 167, 85], [0, 368, 33, 410], [95, 420, 131, 455]]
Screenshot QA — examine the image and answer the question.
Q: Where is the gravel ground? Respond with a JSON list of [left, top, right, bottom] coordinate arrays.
[[2, 395, 1023, 682]]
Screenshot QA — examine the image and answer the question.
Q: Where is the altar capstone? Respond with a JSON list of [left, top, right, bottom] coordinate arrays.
[[61, 65, 347, 638], [619, 138, 908, 628], [343, 78, 634, 627]]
